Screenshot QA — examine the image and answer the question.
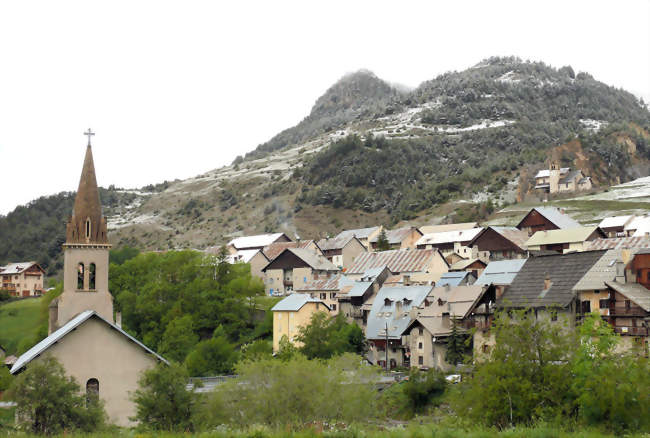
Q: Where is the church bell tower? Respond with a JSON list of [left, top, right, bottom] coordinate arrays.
[[49, 130, 114, 333]]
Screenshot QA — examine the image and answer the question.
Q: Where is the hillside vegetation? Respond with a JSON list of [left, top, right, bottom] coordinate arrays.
[[1, 57, 649, 268]]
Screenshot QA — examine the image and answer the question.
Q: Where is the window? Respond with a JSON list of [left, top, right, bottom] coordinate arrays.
[[550, 311, 558, 322], [418, 356, 423, 365], [320, 293, 326, 300], [85, 218, 91, 239], [332, 304, 337, 311], [89, 263, 96, 290], [77, 263, 85, 290], [599, 299, 609, 309], [625, 300, 631, 309], [86, 378, 99, 404], [482, 344, 490, 353], [418, 327, 423, 335], [581, 300, 591, 313], [418, 342, 423, 350], [330, 293, 336, 299]]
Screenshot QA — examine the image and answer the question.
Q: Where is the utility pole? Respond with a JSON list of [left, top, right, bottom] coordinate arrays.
[[385, 321, 389, 371]]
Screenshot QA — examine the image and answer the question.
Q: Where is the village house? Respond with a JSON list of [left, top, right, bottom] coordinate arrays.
[[261, 248, 339, 296], [467, 226, 529, 261], [294, 274, 346, 314], [0, 262, 46, 297], [418, 222, 479, 235], [331, 226, 383, 250], [337, 266, 391, 330], [598, 215, 636, 238], [317, 234, 367, 271], [516, 206, 581, 236], [626, 215, 650, 237], [263, 240, 322, 260], [224, 249, 269, 282], [402, 283, 495, 370], [369, 226, 422, 251], [474, 258, 527, 299], [365, 285, 432, 369], [346, 248, 449, 285], [415, 227, 483, 262], [534, 162, 592, 194], [524, 226, 605, 253], [448, 258, 487, 278], [11, 140, 167, 427], [226, 232, 291, 254], [271, 294, 330, 352]]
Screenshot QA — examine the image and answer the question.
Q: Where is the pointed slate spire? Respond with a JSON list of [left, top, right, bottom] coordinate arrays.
[[66, 145, 109, 244]]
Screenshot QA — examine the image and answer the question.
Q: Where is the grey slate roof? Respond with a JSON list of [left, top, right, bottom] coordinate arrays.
[[271, 294, 329, 312], [498, 250, 606, 308], [317, 235, 360, 251], [517, 207, 581, 230], [475, 259, 526, 286], [335, 226, 381, 241], [559, 169, 583, 184], [345, 281, 374, 297], [11, 310, 168, 374], [605, 281, 650, 312], [366, 285, 432, 339], [263, 248, 339, 272]]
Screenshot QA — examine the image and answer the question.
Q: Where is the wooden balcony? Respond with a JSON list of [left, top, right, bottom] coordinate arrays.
[[610, 308, 648, 317], [614, 326, 648, 336]]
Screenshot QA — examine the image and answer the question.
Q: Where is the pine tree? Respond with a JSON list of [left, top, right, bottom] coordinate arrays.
[[445, 318, 464, 366], [376, 229, 390, 251]]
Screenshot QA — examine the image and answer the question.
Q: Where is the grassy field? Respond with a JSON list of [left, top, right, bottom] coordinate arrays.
[[0, 297, 43, 354]]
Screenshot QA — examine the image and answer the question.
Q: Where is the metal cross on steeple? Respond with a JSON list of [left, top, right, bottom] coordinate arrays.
[[84, 128, 95, 147]]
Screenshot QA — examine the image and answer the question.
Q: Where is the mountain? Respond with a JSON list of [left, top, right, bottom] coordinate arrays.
[[2, 57, 649, 276]]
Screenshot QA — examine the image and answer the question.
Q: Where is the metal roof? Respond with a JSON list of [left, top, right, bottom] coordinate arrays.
[[518, 207, 581, 230], [0, 262, 41, 275], [525, 226, 601, 247], [598, 215, 635, 230], [535, 168, 570, 178], [366, 285, 432, 339], [416, 227, 483, 247], [226, 249, 265, 264], [228, 233, 289, 250], [295, 274, 347, 292], [572, 249, 636, 291], [624, 216, 650, 232], [345, 281, 374, 297], [334, 226, 381, 241], [347, 249, 442, 274], [271, 294, 329, 312], [11, 310, 168, 374], [498, 251, 605, 308], [450, 258, 485, 271], [263, 240, 318, 260], [418, 222, 478, 235], [605, 281, 650, 312], [263, 248, 339, 272], [428, 285, 488, 319], [470, 226, 529, 250], [475, 259, 526, 285], [437, 271, 471, 287], [584, 236, 650, 250], [317, 235, 361, 251], [369, 227, 420, 244]]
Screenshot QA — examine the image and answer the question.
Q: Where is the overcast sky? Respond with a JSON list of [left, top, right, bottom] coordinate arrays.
[[0, 0, 648, 215]]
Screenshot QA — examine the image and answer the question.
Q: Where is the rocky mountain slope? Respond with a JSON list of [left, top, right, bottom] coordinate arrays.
[[2, 57, 649, 275]]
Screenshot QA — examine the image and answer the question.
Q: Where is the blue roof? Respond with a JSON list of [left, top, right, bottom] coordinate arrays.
[[271, 293, 329, 312], [346, 281, 374, 297], [437, 271, 471, 287], [475, 259, 527, 286], [366, 285, 432, 340]]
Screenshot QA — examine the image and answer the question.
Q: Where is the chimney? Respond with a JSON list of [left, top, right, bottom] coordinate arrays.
[[115, 311, 122, 328], [544, 273, 551, 290], [621, 249, 631, 265], [615, 261, 626, 283]]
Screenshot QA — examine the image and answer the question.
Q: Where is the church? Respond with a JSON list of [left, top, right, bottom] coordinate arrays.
[[10, 134, 167, 426]]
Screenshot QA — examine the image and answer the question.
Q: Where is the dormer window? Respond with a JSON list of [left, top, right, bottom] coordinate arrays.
[[85, 218, 91, 239]]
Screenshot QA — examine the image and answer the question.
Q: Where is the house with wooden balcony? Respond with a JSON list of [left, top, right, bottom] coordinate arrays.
[[516, 206, 581, 237], [0, 262, 46, 297], [261, 248, 339, 296]]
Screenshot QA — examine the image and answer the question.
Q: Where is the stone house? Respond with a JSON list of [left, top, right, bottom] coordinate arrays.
[[337, 266, 391, 330], [317, 235, 367, 271], [261, 248, 339, 296], [448, 258, 487, 278], [534, 162, 592, 194], [0, 262, 46, 297], [271, 294, 330, 352], [416, 227, 483, 262], [516, 206, 581, 237], [369, 226, 422, 251], [294, 274, 345, 315], [525, 226, 605, 253], [365, 285, 432, 369], [346, 248, 449, 285]]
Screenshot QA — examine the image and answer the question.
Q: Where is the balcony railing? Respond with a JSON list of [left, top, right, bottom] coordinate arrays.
[[614, 326, 649, 336], [609, 308, 648, 317]]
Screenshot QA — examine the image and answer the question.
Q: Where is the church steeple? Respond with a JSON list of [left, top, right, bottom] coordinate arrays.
[[66, 142, 109, 245]]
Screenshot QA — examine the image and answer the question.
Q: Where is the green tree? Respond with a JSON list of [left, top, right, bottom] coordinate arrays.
[[159, 315, 199, 363], [403, 367, 447, 414], [375, 229, 390, 251], [452, 308, 574, 428], [109, 246, 140, 265], [131, 363, 195, 431], [445, 318, 465, 366], [7, 357, 106, 435], [0, 365, 12, 393], [296, 312, 366, 359], [199, 353, 378, 428], [184, 326, 238, 376], [570, 313, 650, 431]]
